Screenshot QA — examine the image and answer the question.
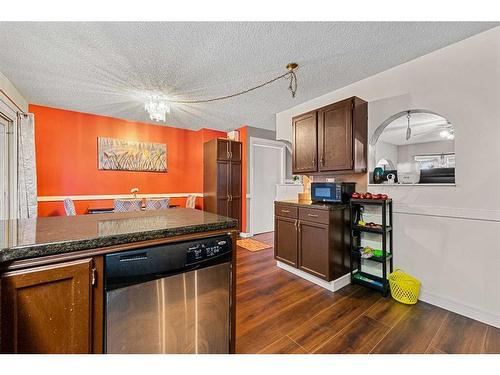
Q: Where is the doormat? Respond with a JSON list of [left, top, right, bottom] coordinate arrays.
[[237, 238, 272, 252]]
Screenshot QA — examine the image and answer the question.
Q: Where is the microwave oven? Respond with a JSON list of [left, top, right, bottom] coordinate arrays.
[[310, 182, 356, 203]]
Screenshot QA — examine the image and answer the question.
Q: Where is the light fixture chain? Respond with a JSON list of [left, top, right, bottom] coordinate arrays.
[[168, 66, 298, 104]]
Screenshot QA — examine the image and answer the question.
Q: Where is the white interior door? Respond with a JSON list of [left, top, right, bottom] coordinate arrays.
[[250, 138, 285, 235], [0, 115, 10, 219]]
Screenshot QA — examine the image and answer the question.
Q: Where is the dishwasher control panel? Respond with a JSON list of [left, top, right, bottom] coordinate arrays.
[[186, 238, 231, 265]]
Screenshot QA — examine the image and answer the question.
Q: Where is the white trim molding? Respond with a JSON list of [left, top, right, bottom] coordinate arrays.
[[419, 289, 500, 329], [248, 137, 286, 236], [276, 261, 351, 292], [38, 192, 204, 202]]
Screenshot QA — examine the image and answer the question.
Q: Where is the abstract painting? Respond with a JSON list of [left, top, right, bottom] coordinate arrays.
[[98, 137, 167, 172]]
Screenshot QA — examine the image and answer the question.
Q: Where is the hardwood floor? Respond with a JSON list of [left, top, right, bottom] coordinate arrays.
[[235, 232, 500, 354]]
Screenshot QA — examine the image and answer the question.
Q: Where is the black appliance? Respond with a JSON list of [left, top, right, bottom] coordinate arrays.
[[419, 167, 455, 183], [310, 182, 356, 203]]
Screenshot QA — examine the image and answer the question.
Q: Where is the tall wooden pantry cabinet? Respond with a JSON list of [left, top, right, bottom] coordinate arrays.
[[203, 138, 242, 231]]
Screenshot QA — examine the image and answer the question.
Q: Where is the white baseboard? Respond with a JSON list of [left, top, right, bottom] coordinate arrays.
[[276, 261, 351, 292], [239, 232, 252, 238], [38, 193, 203, 202], [419, 289, 500, 329]]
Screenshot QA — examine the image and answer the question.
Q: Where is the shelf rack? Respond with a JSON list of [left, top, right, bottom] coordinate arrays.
[[349, 198, 393, 296]]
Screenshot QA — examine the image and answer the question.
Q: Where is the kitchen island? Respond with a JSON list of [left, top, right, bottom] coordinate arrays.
[[0, 209, 238, 354]]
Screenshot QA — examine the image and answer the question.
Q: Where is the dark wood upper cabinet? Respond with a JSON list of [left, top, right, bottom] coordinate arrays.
[[292, 97, 367, 174], [216, 138, 242, 161], [204, 138, 242, 231], [216, 139, 230, 160], [318, 99, 353, 171], [230, 140, 242, 162], [292, 111, 318, 174], [1, 258, 95, 353]]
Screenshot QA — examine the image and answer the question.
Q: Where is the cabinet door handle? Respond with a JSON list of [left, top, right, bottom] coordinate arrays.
[[91, 267, 97, 286], [307, 213, 319, 218], [230, 151, 233, 159], [297, 221, 301, 232], [312, 157, 316, 166], [227, 151, 231, 159], [281, 209, 291, 213], [320, 156, 325, 166]]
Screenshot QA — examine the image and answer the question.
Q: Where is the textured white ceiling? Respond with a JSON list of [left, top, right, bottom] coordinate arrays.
[[0, 22, 497, 131]]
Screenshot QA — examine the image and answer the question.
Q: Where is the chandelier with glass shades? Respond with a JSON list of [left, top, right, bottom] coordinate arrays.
[[144, 95, 171, 122], [144, 63, 299, 123]]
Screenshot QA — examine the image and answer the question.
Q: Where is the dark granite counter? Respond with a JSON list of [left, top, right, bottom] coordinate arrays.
[[0, 209, 238, 264], [275, 199, 348, 211]]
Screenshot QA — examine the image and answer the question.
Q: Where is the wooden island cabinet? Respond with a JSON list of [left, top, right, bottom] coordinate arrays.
[[1, 256, 104, 353], [274, 201, 350, 282]]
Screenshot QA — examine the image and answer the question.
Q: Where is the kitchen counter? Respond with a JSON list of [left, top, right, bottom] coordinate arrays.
[[275, 199, 348, 211], [0, 208, 238, 264]]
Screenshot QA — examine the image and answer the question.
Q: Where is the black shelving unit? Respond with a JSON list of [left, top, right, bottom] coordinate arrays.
[[349, 198, 393, 296]]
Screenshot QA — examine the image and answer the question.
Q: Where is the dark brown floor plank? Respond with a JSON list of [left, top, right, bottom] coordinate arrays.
[[426, 346, 446, 354], [258, 336, 308, 354], [288, 287, 381, 352], [430, 312, 488, 354], [237, 273, 321, 333], [371, 302, 448, 354], [236, 285, 359, 353], [483, 326, 500, 354], [314, 315, 390, 354], [365, 297, 413, 328]]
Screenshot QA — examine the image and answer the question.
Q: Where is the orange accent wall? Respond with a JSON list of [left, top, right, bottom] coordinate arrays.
[[237, 126, 248, 233], [31, 105, 225, 216]]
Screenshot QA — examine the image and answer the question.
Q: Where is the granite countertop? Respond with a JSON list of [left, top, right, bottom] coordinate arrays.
[[0, 209, 238, 264], [275, 199, 348, 211]]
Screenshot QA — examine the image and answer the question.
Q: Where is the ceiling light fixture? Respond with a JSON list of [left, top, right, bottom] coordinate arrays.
[[143, 63, 299, 122], [440, 129, 455, 140], [405, 111, 412, 141], [145, 95, 170, 122]]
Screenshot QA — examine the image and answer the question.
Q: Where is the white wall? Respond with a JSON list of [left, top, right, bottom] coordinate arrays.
[[375, 140, 398, 166], [0, 70, 28, 112], [276, 27, 500, 328], [397, 140, 454, 164]]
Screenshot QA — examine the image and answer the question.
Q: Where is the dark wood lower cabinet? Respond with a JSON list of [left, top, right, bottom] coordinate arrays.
[[274, 202, 349, 281], [1, 258, 96, 353], [299, 220, 329, 279], [275, 216, 298, 267]]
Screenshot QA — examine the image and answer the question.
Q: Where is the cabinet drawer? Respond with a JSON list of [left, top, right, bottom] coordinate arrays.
[[299, 207, 329, 224], [275, 204, 298, 219]]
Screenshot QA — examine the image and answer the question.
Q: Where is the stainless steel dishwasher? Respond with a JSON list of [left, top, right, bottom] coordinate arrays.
[[104, 234, 233, 354]]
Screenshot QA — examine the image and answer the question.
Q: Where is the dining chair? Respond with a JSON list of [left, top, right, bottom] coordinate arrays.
[[186, 194, 196, 209], [114, 199, 142, 213], [63, 198, 76, 216], [145, 198, 170, 210]]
